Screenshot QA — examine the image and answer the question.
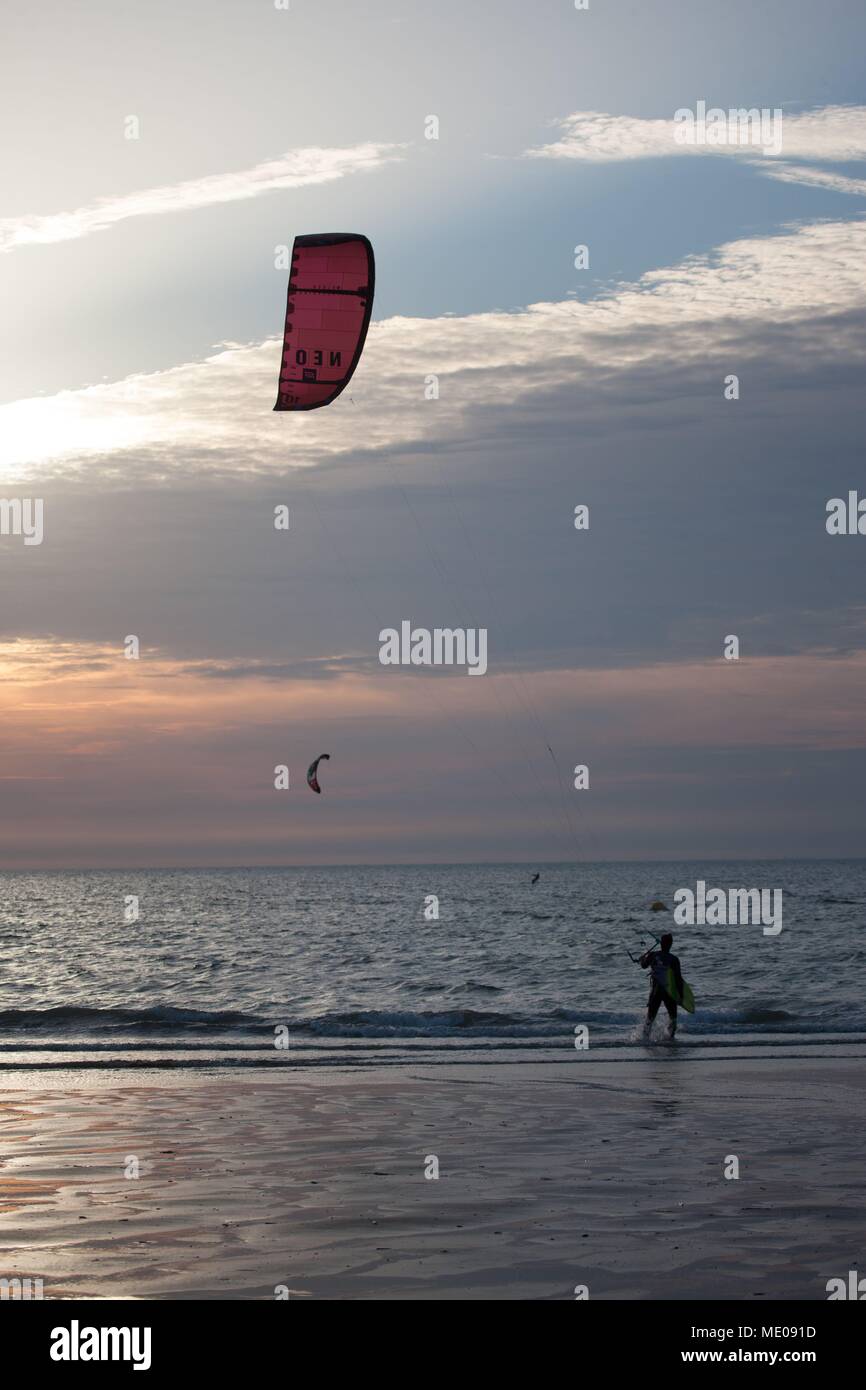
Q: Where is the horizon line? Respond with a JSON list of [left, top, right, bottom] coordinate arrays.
[[0, 854, 862, 873]]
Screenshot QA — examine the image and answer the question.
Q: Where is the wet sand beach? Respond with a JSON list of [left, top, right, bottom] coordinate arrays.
[[1, 1054, 863, 1300]]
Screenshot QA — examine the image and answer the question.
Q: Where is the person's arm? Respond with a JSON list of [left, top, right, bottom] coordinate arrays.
[[639, 950, 652, 970], [674, 956, 684, 994]]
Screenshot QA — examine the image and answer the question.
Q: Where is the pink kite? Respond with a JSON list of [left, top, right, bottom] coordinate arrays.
[[273, 233, 375, 411]]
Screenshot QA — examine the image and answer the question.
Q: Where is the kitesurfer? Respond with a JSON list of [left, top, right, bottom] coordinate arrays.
[[640, 931, 684, 1039]]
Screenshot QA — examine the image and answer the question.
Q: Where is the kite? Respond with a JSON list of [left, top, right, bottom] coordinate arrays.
[[273, 233, 375, 411], [306, 753, 330, 794]]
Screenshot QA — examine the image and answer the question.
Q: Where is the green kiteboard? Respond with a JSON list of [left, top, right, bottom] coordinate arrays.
[[665, 968, 695, 1013]]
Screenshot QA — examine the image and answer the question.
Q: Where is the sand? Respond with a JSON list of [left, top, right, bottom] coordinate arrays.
[[1, 1055, 863, 1300]]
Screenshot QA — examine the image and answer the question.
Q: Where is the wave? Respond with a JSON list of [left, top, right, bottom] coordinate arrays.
[[447, 981, 503, 995], [0, 1001, 864, 1042], [295, 1008, 523, 1035], [738, 1007, 796, 1024], [0, 1004, 262, 1032]]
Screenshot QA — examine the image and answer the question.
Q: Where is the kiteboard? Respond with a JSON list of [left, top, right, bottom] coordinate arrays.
[[665, 969, 695, 1013]]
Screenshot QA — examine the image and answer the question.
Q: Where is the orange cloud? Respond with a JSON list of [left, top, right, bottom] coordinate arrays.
[[0, 640, 863, 866]]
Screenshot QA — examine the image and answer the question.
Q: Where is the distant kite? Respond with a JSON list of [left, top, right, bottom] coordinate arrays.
[[306, 753, 330, 794], [274, 233, 375, 411]]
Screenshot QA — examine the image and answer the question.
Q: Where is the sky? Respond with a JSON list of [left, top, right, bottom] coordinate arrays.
[[1, 0, 866, 867]]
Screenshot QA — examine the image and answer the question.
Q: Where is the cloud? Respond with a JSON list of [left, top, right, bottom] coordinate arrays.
[[526, 105, 866, 171], [758, 163, 866, 196], [2, 638, 865, 866], [2, 637, 865, 746], [3, 213, 866, 483], [528, 111, 690, 164], [0, 142, 403, 255]]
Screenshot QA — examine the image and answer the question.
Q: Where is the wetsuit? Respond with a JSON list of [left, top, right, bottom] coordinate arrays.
[[640, 947, 684, 1035]]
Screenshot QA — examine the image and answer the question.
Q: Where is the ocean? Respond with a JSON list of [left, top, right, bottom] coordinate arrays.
[[1, 860, 864, 1073]]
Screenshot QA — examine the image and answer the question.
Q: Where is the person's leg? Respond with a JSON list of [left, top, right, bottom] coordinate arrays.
[[644, 984, 662, 1035], [663, 994, 678, 1038]]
